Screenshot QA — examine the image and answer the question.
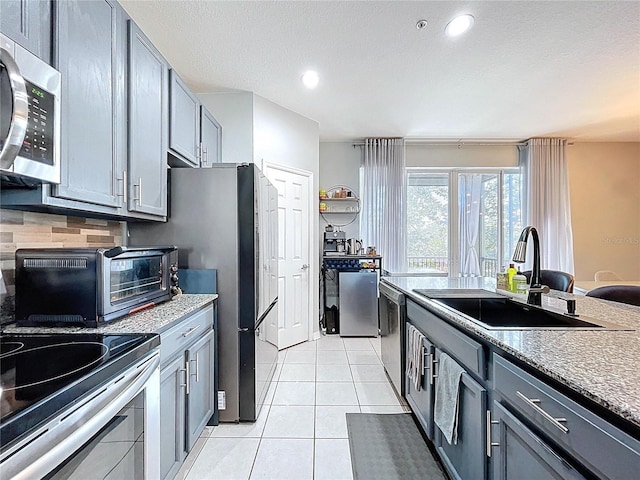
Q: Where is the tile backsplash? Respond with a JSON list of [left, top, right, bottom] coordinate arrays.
[[0, 209, 124, 299]]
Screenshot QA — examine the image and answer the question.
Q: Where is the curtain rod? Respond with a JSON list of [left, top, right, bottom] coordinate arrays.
[[352, 140, 528, 148]]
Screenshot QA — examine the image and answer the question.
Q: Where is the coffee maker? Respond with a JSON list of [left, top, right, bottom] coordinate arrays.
[[323, 230, 346, 255]]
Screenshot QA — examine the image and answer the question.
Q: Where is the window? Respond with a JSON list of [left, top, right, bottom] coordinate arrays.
[[406, 168, 523, 276]]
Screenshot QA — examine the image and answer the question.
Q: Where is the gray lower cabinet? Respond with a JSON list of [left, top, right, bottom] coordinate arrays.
[[490, 401, 585, 480], [0, 0, 51, 63], [160, 355, 187, 480], [405, 326, 435, 440], [159, 304, 216, 480], [492, 353, 640, 479], [200, 106, 222, 166], [405, 300, 488, 480], [54, 0, 125, 209], [185, 330, 216, 450], [433, 360, 487, 480], [127, 20, 168, 217]]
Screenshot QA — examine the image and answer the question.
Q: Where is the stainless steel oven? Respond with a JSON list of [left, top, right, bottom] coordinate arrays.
[[15, 246, 179, 327], [0, 333, 161, 480], [0, 33, 60, 185]]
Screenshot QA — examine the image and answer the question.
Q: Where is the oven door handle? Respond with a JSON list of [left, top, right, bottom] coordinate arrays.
[[0, 47, 29, 170], [1, 351, 161, 480]]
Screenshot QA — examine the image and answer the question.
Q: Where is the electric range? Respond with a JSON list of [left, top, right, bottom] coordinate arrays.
[[0, 332, 160, 451]]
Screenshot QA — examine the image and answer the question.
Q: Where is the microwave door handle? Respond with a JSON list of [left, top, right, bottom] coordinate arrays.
[[0, 47, 29, 170]]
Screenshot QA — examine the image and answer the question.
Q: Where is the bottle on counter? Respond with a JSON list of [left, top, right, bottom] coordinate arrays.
[[512, 268, 528, 294], [496, 266, 508, 291], [507, 263, 517, 292]]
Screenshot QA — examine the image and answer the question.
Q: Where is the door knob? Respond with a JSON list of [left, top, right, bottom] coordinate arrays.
[[301, 264, 309, 270]]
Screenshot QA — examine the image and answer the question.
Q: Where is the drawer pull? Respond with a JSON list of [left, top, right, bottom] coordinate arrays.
[[190, 353, 200, 382], [430, 355, 439, 385], [486, 410, 500, 457], [421, 351, 430, 376], [516, 391, 569, 434], [180, 362, 190, 395], [182, 325, 201, 337]]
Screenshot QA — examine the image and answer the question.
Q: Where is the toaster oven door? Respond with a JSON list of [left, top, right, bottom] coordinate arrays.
[[101, 246, 176, 321]]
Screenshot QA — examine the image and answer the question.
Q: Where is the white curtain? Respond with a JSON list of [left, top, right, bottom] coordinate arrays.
[[519, 138, 575, 273], [360, 138, 406, 272], [458, 174, 482, 276]]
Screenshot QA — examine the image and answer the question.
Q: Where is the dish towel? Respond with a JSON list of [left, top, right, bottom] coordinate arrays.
[[405, 324, 425, 391], [433, 352, 466, 445]]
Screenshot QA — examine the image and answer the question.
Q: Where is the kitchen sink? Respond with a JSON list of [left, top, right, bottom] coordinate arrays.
[[413, 290, 631, 330]]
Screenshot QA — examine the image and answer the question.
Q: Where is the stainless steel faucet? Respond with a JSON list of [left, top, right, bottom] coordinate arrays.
[[512, 226, 548, 306]]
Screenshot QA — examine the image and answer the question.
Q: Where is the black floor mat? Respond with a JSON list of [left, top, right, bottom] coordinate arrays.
[[346, 413, 446, 480]]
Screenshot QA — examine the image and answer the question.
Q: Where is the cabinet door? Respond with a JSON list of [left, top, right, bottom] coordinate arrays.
[[169, 70, 200, 167], [160, 355, 186, 480], [0, 0, 51, 63], [490, 401, 586, 480], [186, 330, 215, 451], [434, 350, 487, 480], [404, 327, 435, 440], [53, 0, 125, 208], [127, 21, 168, 217], [200, 106, 222, 167]]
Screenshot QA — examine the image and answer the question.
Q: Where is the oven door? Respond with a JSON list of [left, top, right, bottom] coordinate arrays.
[[1, 351, 161, 480]]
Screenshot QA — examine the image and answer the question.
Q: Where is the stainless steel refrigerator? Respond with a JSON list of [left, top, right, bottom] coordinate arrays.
[[129, 163, 279, 422]]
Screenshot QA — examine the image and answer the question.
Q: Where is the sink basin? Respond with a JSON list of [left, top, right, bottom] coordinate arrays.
[[412, 290, 631, 330]]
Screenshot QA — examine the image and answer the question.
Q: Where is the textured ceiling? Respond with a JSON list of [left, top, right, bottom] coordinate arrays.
[[120, 1, 640, 142]]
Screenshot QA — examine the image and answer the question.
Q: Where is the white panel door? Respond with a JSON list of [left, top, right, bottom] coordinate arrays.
[[265, 164, 311, 350]]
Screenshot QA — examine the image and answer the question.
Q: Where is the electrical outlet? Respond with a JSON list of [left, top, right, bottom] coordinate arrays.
[[218, 391, 226, 410]]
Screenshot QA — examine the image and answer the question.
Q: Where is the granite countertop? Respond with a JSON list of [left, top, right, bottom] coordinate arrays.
[[1, 294, 218, 335], [381, 276, 640, 429]]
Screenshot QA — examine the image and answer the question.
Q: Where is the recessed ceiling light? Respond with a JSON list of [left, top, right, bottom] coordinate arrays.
[[302, 70, 319, 89], [445, 14, 474, 37]]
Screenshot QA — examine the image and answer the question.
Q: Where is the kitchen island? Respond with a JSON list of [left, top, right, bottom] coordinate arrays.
[[383, 275, 640, 480]]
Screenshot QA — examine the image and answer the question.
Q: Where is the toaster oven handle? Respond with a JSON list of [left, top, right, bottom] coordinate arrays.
[[103, 245, 178, 258], [0, 47, 29, 170]]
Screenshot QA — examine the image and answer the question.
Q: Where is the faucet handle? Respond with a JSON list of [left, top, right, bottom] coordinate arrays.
[[528, 285, 550, 294]]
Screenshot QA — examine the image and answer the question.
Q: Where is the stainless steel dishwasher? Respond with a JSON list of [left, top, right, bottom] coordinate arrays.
[[379, 281, 405, 396]]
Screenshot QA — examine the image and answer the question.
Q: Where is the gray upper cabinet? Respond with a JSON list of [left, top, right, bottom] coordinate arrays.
[[200, 106, 222, 167], [53, 0, 125, 209], [169, 70, 200, 167], [127, 21, 168, 217], [0, 0, 51, 63]]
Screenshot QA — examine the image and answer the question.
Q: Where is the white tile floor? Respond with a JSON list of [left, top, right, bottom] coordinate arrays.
[[176, 334, 409, 480]]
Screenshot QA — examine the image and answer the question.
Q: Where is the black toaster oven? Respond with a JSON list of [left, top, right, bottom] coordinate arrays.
[[15, 246, 179, 327]]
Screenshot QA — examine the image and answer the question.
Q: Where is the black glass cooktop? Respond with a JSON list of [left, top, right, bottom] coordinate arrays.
[[0, 333, 160, 449]]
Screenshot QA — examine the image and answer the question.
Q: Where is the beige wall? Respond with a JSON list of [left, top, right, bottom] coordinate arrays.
[[567, 142, 640, 281]]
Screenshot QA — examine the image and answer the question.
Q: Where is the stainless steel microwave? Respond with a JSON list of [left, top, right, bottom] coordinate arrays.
[[15, 246, 179, 327], [0, 33, 61, 185]]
